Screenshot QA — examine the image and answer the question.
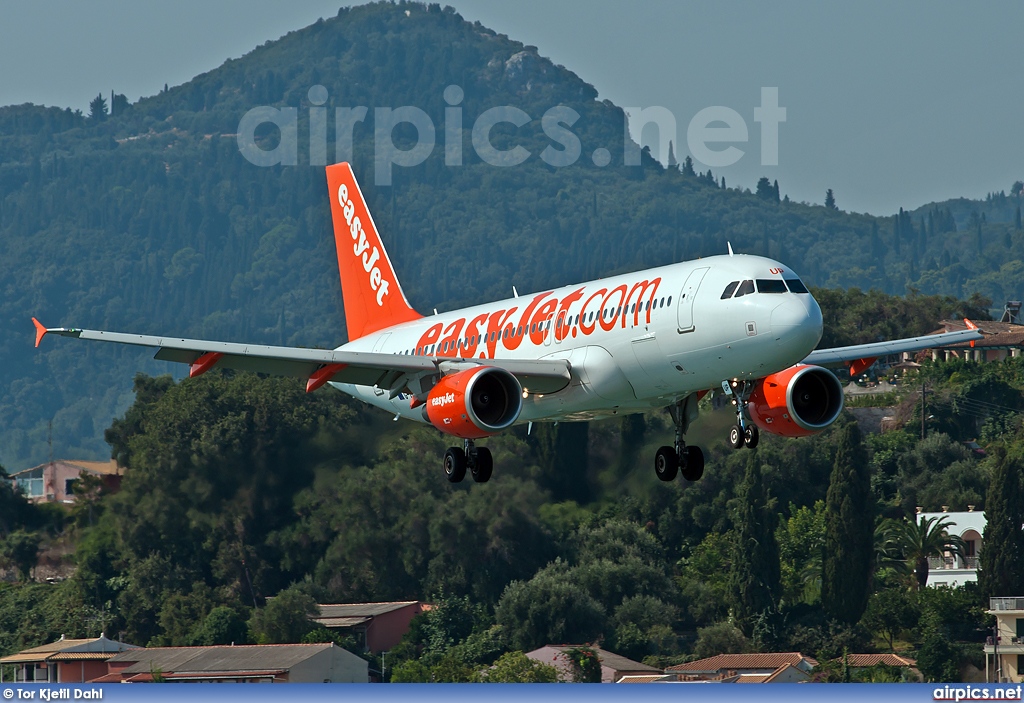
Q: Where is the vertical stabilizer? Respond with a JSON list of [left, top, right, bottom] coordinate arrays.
[[326, 163, 421, 340]]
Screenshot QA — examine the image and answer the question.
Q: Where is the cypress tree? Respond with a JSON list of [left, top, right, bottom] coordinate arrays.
[[821, 420, 874, 624], [978, 441, 1024, 599], [731, 451, 781, 637], [1015, 205, 1021, 231]]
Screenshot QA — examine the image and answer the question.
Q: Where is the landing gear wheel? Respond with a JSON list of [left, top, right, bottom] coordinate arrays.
[[654, 446, 679, 481], [743, 425, 760, 449], [444, 447, 466, 483], [729, 424, 744, 450], [471, 447, 493, 483], [681, 446, 705, 482]]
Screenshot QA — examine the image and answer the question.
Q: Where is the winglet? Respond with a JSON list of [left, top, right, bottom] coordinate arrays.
[[32, 317, 47, 348], [964, 318, 978, 347]]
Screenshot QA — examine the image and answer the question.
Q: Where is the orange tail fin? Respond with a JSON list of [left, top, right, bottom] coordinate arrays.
[[326, 163, 421, 340]]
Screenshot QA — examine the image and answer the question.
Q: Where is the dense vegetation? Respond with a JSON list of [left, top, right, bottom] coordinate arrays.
[[0, 1, 1021, 467]]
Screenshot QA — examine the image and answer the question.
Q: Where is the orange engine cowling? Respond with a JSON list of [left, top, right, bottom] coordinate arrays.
[[747, 364, 844, 437], [424, 366, 523, 439]]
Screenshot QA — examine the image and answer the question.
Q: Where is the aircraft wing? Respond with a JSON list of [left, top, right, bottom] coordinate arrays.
[[32, 319, 572, 395], [802, 321, 983, 375]]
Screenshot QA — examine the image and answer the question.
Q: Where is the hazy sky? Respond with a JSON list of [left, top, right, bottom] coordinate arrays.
[[2, 1, 1021, 215]]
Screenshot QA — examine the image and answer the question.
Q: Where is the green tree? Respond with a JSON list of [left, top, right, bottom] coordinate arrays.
[[730, 451, 781, 637], [978, 441, 1024, 598], [480, 651, 558, 683], [862, 587, 919, 651], [191, 605, 250, 645], [692, 621, 750, 659], [825, 188, 838, 209], [561, 646, 601, 683], [821, 421, 874, 624], [495, 565, 607, 652], [88, 93, 107, 121], [247, 587, 317, 644], [879, 516, 966, 590], [0, 530, 41, 582], [756, 177, 776, 201]]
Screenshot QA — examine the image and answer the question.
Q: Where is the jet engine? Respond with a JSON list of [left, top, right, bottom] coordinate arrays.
[[747, 364, 844, 437], [424, 366, 523, 439]]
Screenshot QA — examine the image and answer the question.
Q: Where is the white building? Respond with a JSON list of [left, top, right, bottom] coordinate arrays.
[[917, 508, 985, 587]]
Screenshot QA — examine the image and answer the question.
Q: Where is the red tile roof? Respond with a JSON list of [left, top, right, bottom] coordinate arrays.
[[667, 652, 818, 672], [840, 654, 917, 668]]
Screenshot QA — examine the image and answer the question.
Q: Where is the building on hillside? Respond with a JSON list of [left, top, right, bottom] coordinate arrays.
[[93, 643, 367, 683], [917, 507, 986, 587], [836, 654, 921, 681], [927, 320, 1024, 363], [0, 634, 139, 683], [525, 645, 662, 683], [665, 652, 817, 681], [311, 601, 429, 653], [985, 597, 1024, 683], [9, 459, 123, 504]]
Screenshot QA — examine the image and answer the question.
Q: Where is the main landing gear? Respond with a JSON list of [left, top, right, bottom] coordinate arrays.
[[654, 395, 705, 482], [724, 380, 759, 450], [443, 439, 493, 484]]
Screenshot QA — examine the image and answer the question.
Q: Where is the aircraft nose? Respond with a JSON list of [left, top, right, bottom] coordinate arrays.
[[771, 297, 822, 353]]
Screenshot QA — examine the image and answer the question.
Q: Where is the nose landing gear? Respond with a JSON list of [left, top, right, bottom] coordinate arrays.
[[724, 380, 759, 449], [654, 394, 705, 482]]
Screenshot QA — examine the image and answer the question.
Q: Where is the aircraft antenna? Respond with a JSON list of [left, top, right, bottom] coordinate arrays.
[[727, 242, 735, 257]]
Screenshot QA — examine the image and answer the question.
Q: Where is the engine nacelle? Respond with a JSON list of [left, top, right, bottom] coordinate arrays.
[[748, 364, 844, 437], [424, 366, 523, 439]]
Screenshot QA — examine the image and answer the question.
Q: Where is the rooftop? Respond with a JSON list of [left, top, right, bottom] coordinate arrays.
[[107, 643, 337, 675], [667, 652, 818, 673]]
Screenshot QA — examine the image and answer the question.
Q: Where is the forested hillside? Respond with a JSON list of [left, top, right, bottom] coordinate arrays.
[[1, 0, 1021, 467]]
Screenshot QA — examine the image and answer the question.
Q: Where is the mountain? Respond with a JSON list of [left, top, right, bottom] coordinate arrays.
[[0, 1, 1017, 467]]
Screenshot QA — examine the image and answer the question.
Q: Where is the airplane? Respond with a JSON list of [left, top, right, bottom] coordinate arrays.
[[32, 162, 982, 484]]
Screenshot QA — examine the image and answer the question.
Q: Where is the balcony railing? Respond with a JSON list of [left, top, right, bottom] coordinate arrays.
[[928, 556, 980, 570], [990, 597, 1024, 611]]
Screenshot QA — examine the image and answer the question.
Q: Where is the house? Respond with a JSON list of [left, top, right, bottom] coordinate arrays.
[[311, 601, 429, 653], [917, 507, 986, 587], [984, 597, 1024, 683], [525, 645, 662, 683], [666, 652, 817, 681], [0, 634, 139, 683], [927, 320, 1024, 363], [9, 459, 123, 504], [835, 654, 921, 681], [92, 643, 367, 683]]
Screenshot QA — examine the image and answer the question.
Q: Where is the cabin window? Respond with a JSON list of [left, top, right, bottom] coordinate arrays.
[[785, 278, 809, 294], [756, 279, 788, 294], [734, 280, 755, 297], [668, 296, 672, 306], [721, 281, 739, 299]]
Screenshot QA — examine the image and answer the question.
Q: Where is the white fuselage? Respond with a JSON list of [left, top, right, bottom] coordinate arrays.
[[333, 254, 823, 423]]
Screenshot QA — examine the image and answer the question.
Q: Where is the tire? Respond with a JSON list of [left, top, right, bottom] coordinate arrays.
[[743, 425, 760, 449], [728, 424, 744, 449], [654, 446, 678, 481], [444, 447, 466, 483], [472, 447, 493, 483], [681, 446, 705, 482]]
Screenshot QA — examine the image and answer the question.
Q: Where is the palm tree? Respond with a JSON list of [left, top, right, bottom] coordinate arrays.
[[879, 516, 966, 590]]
